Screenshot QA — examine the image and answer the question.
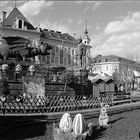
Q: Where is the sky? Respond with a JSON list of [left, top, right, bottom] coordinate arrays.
[[0, 0, 140, 60]]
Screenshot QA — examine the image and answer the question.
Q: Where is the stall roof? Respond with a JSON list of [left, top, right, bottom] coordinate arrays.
[[88, 73, 112, 80], [104, 78, 114, 83], [91, 78, 105, 84], [89, 72, 114, 84]]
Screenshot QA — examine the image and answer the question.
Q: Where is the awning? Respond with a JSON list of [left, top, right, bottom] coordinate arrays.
[[133, 70, 140, 77], [88, 72, 113, 83], [88, 76, 95, 81], [90, 72, 112, 80]]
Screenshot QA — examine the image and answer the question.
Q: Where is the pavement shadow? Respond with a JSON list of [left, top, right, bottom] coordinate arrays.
[[108, 117, 125, 125], [0, 121, 47, 140], [139, 132, 140, 139], [86, 125, 107, 140]]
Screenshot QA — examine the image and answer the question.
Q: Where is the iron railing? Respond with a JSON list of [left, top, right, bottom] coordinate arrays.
[[0, 95, 113, 114]]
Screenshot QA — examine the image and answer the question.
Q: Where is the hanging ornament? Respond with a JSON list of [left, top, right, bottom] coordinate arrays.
[[15, 63, 22, 74], [1, 64, 8, 72], [28, 65, 35, 75]]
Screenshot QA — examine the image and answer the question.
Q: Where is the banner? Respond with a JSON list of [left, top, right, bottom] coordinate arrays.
[[23, 76, 45, 97]]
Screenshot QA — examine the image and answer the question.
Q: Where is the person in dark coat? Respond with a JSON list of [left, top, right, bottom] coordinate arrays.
[[0, 74, 10, 96]]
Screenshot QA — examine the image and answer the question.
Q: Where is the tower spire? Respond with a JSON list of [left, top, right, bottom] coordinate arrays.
[[14, 0, 17, 8], [82, 19, 90, 45], [84, 19, 88, 35]]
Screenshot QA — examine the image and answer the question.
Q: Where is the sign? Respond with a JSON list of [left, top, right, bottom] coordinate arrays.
[[23, 76, 45, 97]]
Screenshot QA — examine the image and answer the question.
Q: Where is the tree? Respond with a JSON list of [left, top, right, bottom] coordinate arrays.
[[113, 57, 135, 92]]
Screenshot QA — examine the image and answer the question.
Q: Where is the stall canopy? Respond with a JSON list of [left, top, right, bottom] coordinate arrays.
[[133, 70, 140, 77], [88, 72, 112, 82]]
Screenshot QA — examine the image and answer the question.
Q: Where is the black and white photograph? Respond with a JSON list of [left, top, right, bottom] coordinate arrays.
[[0, 0, 140, 140]]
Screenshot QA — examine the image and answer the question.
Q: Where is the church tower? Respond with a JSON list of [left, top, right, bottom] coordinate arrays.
[[80, 20, 91, 69], [82, 20, 91, 45]]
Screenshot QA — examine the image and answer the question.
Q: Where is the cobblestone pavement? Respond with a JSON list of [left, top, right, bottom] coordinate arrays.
[[86, 109, 140, 140]]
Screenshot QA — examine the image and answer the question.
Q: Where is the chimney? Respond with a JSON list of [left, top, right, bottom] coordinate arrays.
[[2, 11, 7, 23]]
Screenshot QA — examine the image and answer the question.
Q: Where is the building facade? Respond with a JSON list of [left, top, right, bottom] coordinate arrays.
[[40, 29, 78, 68], [0, 8, 41, 62], [0, 7, 92, 70]]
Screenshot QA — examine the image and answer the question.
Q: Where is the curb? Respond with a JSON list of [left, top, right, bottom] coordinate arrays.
[[46, 102, 140, 122]]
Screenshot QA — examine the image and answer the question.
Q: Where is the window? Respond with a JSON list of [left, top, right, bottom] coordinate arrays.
[[64, 58, 67, 65], [112, 65, 117, 71], [46, 55, 50, 64], [19, 20, 22, 29], [68, 48, 71, 54], [55, 57, 59, 65], [56, 46, 59, 53], [64, 48, 67, 53], [72, 58, 74, 66], [106, 65, 108, 70], [51, 46, 55, 63], [38, 55, 41, 61], [60, 49, 63, 64], [42, 56, 45, 63], [72, 49, 74, 56], [68, 54, 71, 65]]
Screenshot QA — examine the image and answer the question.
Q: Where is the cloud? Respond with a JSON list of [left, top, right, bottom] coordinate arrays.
[[19, 1, 54, 18], [90, 34, 106, 56], [40, 20, 73, 35], [0, 5, 12, 21], [77, 19, 82, 25], [83, 6, 90, 13], [91, 11, 140, 59], [76, 1, 83, 5], [96, 25, 100, 30], [92, 1, 102, 11], [76, 1, 102, 12], [0, 1, 8, 7], [67, 18, 73, 24], [104, 12, 140, 34], [96, 33, 140, 55]]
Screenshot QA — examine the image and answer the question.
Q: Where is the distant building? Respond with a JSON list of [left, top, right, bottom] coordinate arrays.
[[92, 55, 140, 81], [0, 7, 92, 69]]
